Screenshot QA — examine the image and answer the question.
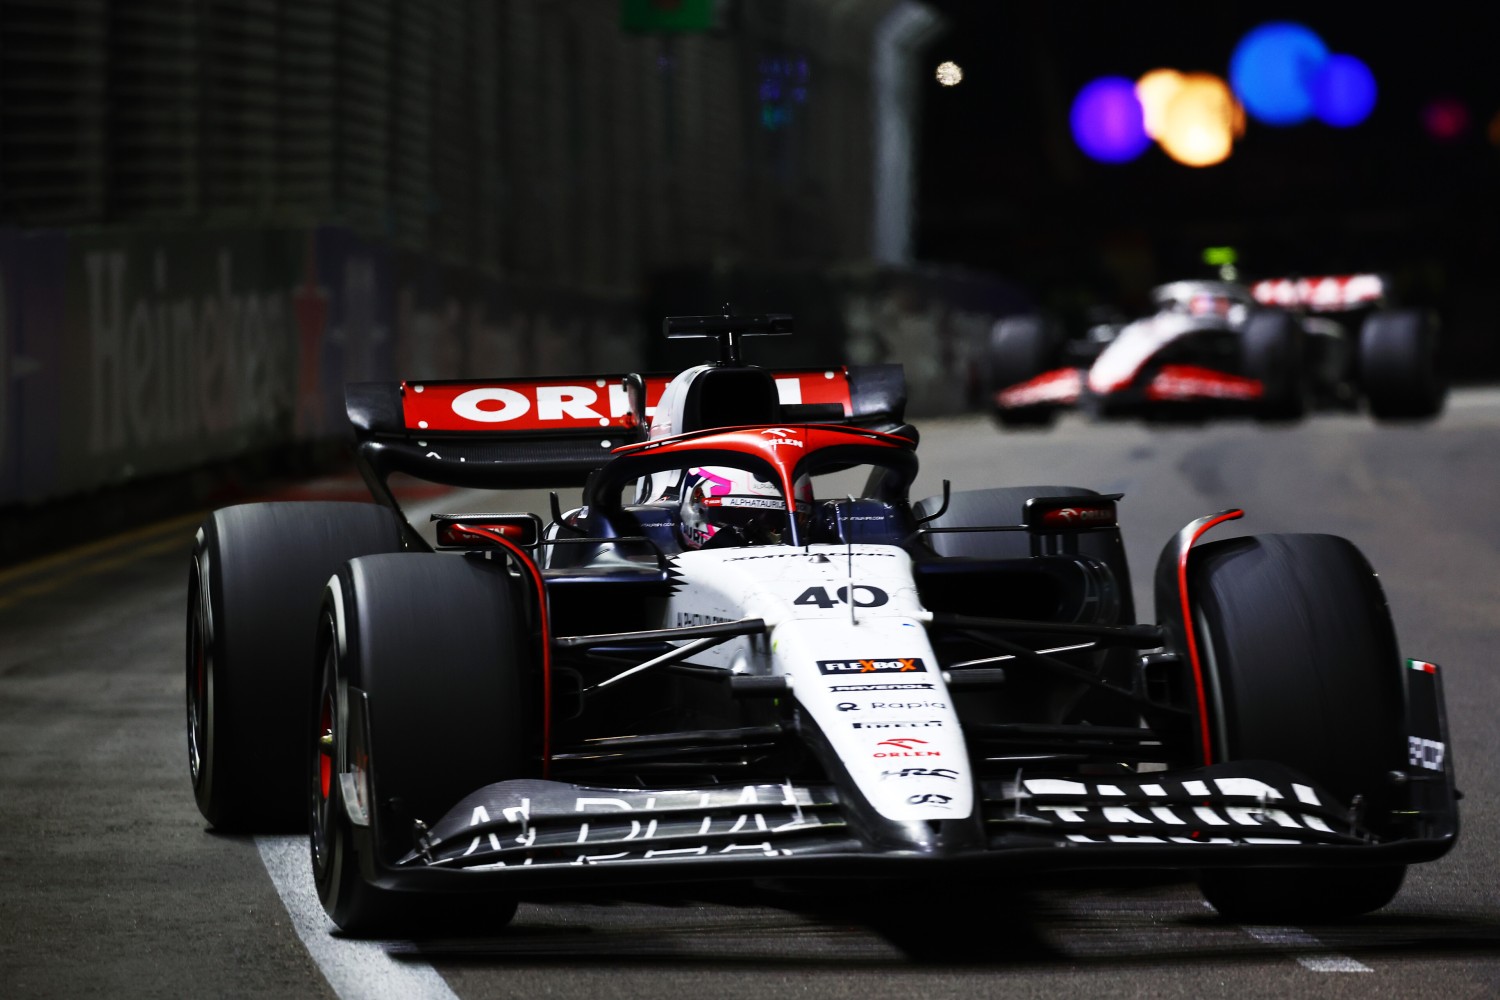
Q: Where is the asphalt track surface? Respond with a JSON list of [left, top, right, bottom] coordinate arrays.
[[3, 389, 1500, 998]]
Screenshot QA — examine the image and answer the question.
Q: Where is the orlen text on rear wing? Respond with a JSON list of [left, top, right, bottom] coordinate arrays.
[[345, 364, 906, 497], [1250, 274, 1387, 312]]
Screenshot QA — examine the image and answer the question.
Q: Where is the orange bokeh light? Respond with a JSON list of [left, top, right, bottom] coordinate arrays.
[[1136, 69, 1184, 139], [1157, 73, 1240, 167]]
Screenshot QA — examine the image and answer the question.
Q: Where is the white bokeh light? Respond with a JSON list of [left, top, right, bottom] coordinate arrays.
[[935, 61, 963, 87]]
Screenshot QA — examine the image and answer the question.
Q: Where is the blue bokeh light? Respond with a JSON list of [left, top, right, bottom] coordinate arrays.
[[1229, 22, 1329, 126], [1070, 77, 1150, 163], [1311, 54, 1377, 127]]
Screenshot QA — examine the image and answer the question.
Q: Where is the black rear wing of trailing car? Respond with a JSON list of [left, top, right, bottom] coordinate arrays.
[[345, 364, 908, 502]]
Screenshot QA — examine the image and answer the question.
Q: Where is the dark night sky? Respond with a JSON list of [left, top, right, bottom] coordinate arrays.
[[913, 2, 1500, 350]]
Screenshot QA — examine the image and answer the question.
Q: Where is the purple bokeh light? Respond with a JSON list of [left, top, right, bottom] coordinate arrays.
[[1070, 77, 1151, 163]]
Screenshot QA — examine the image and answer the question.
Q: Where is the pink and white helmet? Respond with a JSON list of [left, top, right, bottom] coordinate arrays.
[[678, 465, 810, 549]]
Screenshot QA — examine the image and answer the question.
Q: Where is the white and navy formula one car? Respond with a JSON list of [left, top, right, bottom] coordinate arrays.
[[186, 310, 1456, 934], [990, 275, 1445, 427]]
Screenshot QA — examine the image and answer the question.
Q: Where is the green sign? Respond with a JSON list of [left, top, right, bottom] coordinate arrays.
[[1202, 246, 1238, 267], [622, 0, 716, 32]]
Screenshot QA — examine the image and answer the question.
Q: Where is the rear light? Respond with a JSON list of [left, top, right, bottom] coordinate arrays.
[[433, 513, 542, 548], [1023, 494, 1122, 530]]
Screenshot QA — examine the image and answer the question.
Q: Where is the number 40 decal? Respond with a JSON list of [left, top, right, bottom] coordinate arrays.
[[794, 585, 889, 609]]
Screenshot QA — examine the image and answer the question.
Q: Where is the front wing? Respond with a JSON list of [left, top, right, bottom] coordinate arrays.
[[994, 365, 1265, 417], [367, 759, 1456, 893]]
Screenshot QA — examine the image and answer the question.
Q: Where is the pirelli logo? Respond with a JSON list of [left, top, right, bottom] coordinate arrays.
[[817, 657, 927, 675]]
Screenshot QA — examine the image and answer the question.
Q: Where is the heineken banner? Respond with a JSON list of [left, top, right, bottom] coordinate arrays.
[[0, 227, 642, 506], [0, 225, 1022, 508]]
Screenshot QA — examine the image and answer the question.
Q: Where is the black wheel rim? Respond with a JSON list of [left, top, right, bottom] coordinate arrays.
[[311, 644, 338, 877]]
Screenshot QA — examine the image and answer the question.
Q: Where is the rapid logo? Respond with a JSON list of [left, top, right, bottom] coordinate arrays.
[[817, 657, 926, 675], [794, 585, 888, 609]]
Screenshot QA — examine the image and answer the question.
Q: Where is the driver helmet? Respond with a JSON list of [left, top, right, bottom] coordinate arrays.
[[678, 466, 810, 549], [1186, 292, 1234, 317]]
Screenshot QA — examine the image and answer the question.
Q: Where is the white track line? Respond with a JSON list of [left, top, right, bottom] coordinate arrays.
[[256, 835, 460, 1000], [1240, 924, 1372, 973]]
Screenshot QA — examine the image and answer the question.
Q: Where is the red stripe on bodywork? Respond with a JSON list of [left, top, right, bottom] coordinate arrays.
[[1177, 509, 1244, 765], [995, 367, 1082, 408], [454, 526, 553, 777], [1144, 365, 1264, 402]]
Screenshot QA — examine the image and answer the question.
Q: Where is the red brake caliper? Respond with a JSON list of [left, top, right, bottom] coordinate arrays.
[[319, 697, 334, 800]]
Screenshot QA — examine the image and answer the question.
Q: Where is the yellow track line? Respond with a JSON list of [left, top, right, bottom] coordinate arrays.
[[0, 510, 206, 591], [0, 534, 194, 611]]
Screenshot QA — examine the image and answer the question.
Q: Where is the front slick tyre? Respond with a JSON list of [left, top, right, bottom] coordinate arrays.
[[313, 553, 533, 936], [1199, 866, 1406, 925], [1189, 533, 1407, 922]]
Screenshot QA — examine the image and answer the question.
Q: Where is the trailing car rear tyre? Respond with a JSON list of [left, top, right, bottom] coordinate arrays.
[[1241, 309, 1307, 421], [988, 314, 1063, 428], [313, 552, 533, 934], [1360, 308, 1446, 420], [1189, 533, 1407, 921], [187, 502, 405, 832]]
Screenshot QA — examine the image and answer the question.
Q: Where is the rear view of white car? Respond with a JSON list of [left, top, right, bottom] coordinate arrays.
[[989, 274, 1446, 426]]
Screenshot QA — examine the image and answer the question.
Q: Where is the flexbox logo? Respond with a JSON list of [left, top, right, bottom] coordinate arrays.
[[817, 658, 926, 675]]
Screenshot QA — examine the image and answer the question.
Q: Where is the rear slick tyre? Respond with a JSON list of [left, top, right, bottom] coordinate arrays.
[[1242, 309, 1307, 421], [1360, 309, 1446, 420], [988, 314, 1063, 429], [1189, 533, 1407, 922], [187, 502, 405, 832]]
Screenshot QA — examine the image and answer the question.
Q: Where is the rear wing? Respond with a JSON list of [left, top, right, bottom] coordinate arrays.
[[346, 364, 907, 496], [1250, 274, 1387, 312]]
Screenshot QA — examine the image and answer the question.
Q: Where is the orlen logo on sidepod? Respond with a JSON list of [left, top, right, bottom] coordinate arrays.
[[872, 738, 940, 759]]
